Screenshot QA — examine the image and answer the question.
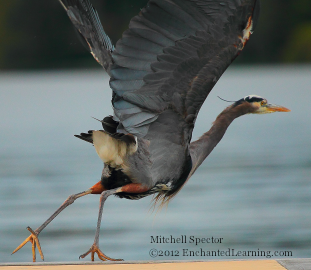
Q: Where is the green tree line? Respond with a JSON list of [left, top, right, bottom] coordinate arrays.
[[0, 0, 310, 70]]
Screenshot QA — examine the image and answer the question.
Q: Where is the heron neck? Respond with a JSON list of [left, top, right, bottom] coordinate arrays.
[[189, 102, 254, 172]]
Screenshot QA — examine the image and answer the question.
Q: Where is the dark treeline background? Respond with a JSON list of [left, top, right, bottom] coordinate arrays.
[[1, 0, 311, 70]]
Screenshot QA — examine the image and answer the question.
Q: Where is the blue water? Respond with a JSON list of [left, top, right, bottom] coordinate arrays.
[[1, 66, 311, 263]]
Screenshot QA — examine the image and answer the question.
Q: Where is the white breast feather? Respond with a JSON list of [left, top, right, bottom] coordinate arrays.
[[92, 131, 137, 168]]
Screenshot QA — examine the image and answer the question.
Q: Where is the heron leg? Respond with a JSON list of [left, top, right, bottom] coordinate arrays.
[[80, 183, 150, 261], [79, 188, 122, 261], [12, 189, 92, 262]]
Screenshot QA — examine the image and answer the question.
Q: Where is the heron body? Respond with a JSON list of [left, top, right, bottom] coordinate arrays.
[[13, 0, 290, 262], [71, 0, 262, 201]]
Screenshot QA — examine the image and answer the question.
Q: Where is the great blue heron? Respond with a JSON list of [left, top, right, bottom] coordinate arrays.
[[13, 0, 290, 262]]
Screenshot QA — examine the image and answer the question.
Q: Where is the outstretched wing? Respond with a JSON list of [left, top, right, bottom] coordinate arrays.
[[111, 0, 260, 141], [59, 0, 260, 185], [59, 0, 114, 74], [109, 0, 260, 182]]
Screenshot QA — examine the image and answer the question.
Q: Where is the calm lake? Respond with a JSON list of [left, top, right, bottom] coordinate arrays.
[[1, 65, 311, 262]]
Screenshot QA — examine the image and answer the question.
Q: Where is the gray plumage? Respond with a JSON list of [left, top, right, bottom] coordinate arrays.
[[60, 0, 262, 199], [110, 0, 260, 197]]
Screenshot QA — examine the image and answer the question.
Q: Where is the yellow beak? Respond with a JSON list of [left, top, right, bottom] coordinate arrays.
[[266, 104, 291, 112]]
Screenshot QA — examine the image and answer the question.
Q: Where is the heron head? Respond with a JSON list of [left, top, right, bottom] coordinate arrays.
[[237, 95, 291, 114]]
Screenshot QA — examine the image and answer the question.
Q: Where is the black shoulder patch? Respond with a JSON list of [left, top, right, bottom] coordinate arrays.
[[102, 116, 118, 134]]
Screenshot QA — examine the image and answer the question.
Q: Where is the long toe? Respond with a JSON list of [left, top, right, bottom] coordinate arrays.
[[12, 227, 44, 262], [79, 243, 123, 261]]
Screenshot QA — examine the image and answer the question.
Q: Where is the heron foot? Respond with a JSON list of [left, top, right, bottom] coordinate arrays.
[[79, 243, 123, 261], [12, 226, 44, 262]]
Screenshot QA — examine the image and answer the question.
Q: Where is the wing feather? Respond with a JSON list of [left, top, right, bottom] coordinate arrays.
[[115, 44, 158, 61], [112, 54, 153, 71], [111, 0, 259, 141], [58, 0, 114, 73], [110, 68, 149, 80]]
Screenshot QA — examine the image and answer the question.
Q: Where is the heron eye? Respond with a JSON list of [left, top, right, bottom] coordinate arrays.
[[261, 101, 266, 106]]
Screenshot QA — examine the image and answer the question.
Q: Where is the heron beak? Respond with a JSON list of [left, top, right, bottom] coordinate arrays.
[[266, 104, 291, 113]]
